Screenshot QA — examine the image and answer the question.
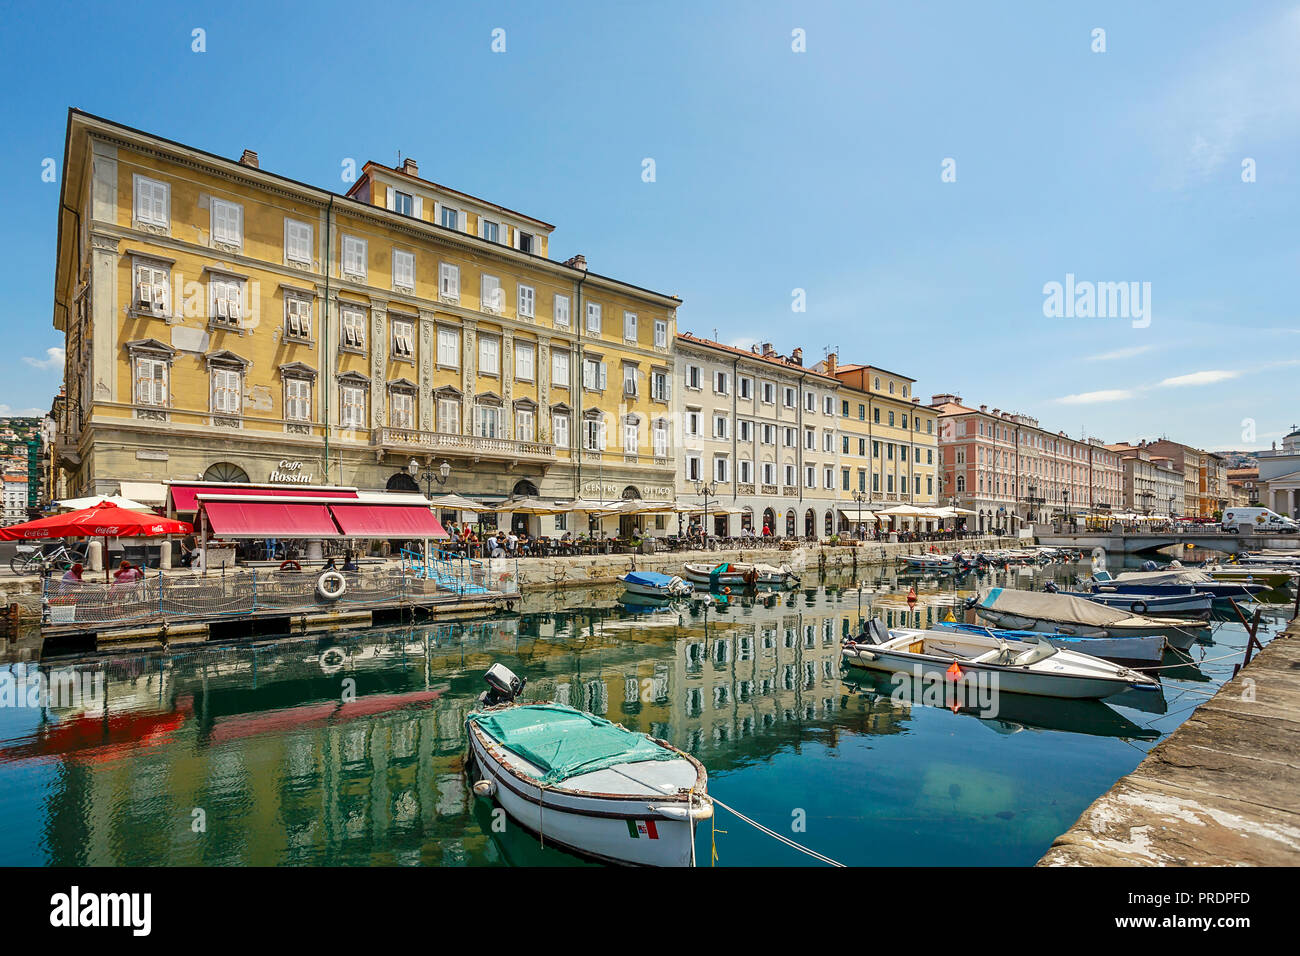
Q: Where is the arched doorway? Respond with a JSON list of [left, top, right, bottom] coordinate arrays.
[[784, 509, 796, 538], [619, 485, 642, 539], [386, 473, 419, 493], [203, 462, 249, 483], [762, 507, 776, 535], [804, 509, 815, 538], [741, 508, 753, 533], [513, 479, 539, 497], [824, 510, 834, 537]]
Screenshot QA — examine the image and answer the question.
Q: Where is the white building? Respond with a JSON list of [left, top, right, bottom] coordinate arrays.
[[2, 476, 28, 526]]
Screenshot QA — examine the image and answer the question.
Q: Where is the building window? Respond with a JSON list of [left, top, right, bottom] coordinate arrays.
[[437, 327, 460, 368], [284, 376, 312, 422], [715, 457, 730, 482], [553, 349, 570, 387], [211, 198, 243, 247], [391, 318, 414, 360], [392, 191, 413, 216], [480, 219, 500, 243], [763, 462, 775, 485], [653, 421, 668, 458], [439, 263, 460, 301], [553, 411, 570, 448], [209, 275, 244, 328], [516, 342, 535, 381], [586, 301, 602, 334], [440, 205, 460, 229], [133, 259, 171, 316], [686, 454, 702, 482], [651, 369, 669, 402], [623, 364, 638, 397], [740, 459, 753, 483], [285, 293, 312, 341], [518, 284, 535, 319], [517, 231, 534, 254], [393, 249, 415, 291], [436, 393, 461, 433], [340, 306, 367, 352], [582, 358, 607, 391], [285, 219, 313, 264], [479, 335, 500, 375], [211, 366, 243, 418], [624, 311, 637, 342], [516, 408, 535, 442], [584, 416, 607, 451], [554, 294, 571, 328], [132, 355, 169, 407], [715, 371, 729, 395], [740, 420, 753, 442], [824, 466, 834, 489], [473, 403, 501, 438], [654, 319, 667, 348], [133, 175, 170, 228], [783, 386, 796, 408], [686, 365, 701, 390], [714, 415, 729, 440], [481, 275, 503, 314], [390, 390, 415, 429], [340, 382, 366, 428], [624, 420, 640, 454], [342, 235, 367, 279], [804, 391, 816, 412]]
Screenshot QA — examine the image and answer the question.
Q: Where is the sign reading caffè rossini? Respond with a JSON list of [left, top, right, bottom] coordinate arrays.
[[268, 460, 312, 484]]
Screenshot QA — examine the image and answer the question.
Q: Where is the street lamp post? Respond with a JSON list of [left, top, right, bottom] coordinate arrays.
[[1062, 490, 1069, 527], [694, 479, 717, 549], [852, 490, 869, 541]]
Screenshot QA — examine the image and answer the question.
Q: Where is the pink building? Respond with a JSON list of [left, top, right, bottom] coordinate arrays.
[[930, 394, 1124, 532]]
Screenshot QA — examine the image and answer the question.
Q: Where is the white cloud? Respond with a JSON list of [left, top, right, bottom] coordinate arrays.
[[1158, 369, 1240, 387], [0, 404, 46, 417], [22, 347, 65, 371], [1055, 389, 1134, 405], [1086, 345, 1155, 361]]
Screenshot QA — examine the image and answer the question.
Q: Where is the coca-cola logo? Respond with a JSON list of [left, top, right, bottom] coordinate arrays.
[[22, 530, 52, 538], [90, 526, 123, 535]]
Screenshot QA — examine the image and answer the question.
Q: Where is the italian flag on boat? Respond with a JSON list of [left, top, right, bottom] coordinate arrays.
[[627, 819, 659, 839]]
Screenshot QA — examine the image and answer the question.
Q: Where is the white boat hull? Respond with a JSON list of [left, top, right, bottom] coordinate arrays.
[[974, 607, 1198, 651], [466, 720, 709, 867], [620, 576, 690, 598], [842, 630, 1158, 700]]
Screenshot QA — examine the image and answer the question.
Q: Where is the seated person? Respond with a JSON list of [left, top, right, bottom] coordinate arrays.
[[113, 560, 142, 583], [61, 562, 85, 584], [342, 551, 359, 572]]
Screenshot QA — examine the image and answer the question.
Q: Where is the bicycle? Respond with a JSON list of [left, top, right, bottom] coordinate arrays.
[[10, 542, 86, 576]]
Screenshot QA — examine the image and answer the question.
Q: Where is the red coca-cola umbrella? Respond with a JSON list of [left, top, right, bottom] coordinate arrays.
[[0, 500, 192, 580]]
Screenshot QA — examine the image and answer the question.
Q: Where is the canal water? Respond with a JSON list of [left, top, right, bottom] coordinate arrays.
[[0, 553, 1290, 866]]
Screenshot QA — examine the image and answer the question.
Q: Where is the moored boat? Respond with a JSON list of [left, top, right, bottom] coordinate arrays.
[[934, 620, 1166, 663], [619, 570, 692, 598], [971, 587, 1206, 650], [681, 561, 798, 588], [1043, 581, 1213, 619], [841, 619, 1160, 699], [900, 553, 956, 570], [465, 664, 712, 867]]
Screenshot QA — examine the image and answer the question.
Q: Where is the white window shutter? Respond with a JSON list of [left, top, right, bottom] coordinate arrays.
[[413, 196, 423, 219], [512, 228, 521, 249], [477, 217, 485, 239], [433, 201, 442, 225], [458, 210, 467, 232], [386, 187, 395, 211], [599, 362, 607, 390]]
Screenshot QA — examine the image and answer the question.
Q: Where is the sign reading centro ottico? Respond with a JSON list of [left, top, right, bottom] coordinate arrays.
[[268, 460, 312, 484]]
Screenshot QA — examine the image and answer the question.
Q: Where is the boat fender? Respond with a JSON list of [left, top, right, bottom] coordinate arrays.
[[472, 779, 497, 799], [317, 570, 347, 601], [1130, 600, 1148, 615]]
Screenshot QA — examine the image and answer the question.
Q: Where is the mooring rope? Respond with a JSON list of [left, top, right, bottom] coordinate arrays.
[[709, 796, 845, 867]]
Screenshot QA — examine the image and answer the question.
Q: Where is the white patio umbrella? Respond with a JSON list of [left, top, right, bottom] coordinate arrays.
[[428, 493, 496, 513], [54, 494, 154, 512]]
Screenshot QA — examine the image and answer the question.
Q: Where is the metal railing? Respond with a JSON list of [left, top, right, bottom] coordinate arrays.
[[400, 548, 520, 598]]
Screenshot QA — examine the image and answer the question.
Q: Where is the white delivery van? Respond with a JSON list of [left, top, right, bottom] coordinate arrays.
[[1221, 507, 1299, 534]]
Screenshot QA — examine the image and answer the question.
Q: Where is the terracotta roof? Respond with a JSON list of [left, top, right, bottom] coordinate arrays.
[[674, 333, 839, 382]]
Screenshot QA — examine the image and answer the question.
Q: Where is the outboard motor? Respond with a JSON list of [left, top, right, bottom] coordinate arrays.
[[1042, 580, 1059, 593], [481, 662, 527, 706]]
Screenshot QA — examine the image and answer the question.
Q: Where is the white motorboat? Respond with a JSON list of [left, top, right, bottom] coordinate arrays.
[[900, 553, 956, 570], [971, 587, 1206, 651], [681, 561, 798, 588], [465, 664, 713, 867], [618, 571, 692, 598], [842, 620, 1160, 700]]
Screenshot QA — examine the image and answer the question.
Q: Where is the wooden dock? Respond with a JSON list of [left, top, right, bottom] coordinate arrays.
[[1038, 616, 1300, 866]]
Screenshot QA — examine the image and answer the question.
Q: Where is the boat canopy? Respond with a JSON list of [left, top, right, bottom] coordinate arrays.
[[467, 704, 678, 784], [978, 586, 1132, 627], [623, 571, 679, 589]]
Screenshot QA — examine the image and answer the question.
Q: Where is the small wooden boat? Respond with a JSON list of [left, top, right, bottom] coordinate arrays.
[[465, 664, 712, 867], [971, 587, 1206, 650], [619, 570, 692, 598], [842, 620, 1160, 700], [681, 561, 798, 588], [935, 620, 1166, 664]]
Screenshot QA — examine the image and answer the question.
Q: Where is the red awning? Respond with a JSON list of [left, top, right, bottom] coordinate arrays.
[[169, 484, 359, 513], [202, 501, 341, 538], [328, 504, 447, 538]]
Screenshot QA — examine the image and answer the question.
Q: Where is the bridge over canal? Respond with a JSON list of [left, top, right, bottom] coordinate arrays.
[[1034, 531, 1298, 556]]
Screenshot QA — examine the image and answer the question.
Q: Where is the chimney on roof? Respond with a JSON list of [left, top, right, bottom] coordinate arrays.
[[239, 149, 259, 169], [762, 343, 776, 358], [979, 404, 988, 413], [791, 347, 803, 366], [750, 344, 760, 354], [563, 254, 588, 271], [401, 157, 419, 177], [825, 351, 838, 375]]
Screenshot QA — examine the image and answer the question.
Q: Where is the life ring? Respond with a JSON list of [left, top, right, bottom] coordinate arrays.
[[1130, 600, 1148, 615], [319, 645, 346, 675], [317, 570, 347, 601], [279, 559, 301, 572]]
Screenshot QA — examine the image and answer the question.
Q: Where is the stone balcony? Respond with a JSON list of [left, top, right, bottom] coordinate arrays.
[[372, 427, 555, 465]]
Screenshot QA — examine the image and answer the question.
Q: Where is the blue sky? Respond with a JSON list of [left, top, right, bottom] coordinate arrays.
[[1, 0, 1296, 450]]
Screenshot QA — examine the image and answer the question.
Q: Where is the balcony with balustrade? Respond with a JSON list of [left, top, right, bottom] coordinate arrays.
[[371, 427, 555, 465]]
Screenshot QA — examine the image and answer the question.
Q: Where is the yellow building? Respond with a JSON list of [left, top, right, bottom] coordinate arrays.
[[50, 110, 679, 523], [813, 357, 939, 527]]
